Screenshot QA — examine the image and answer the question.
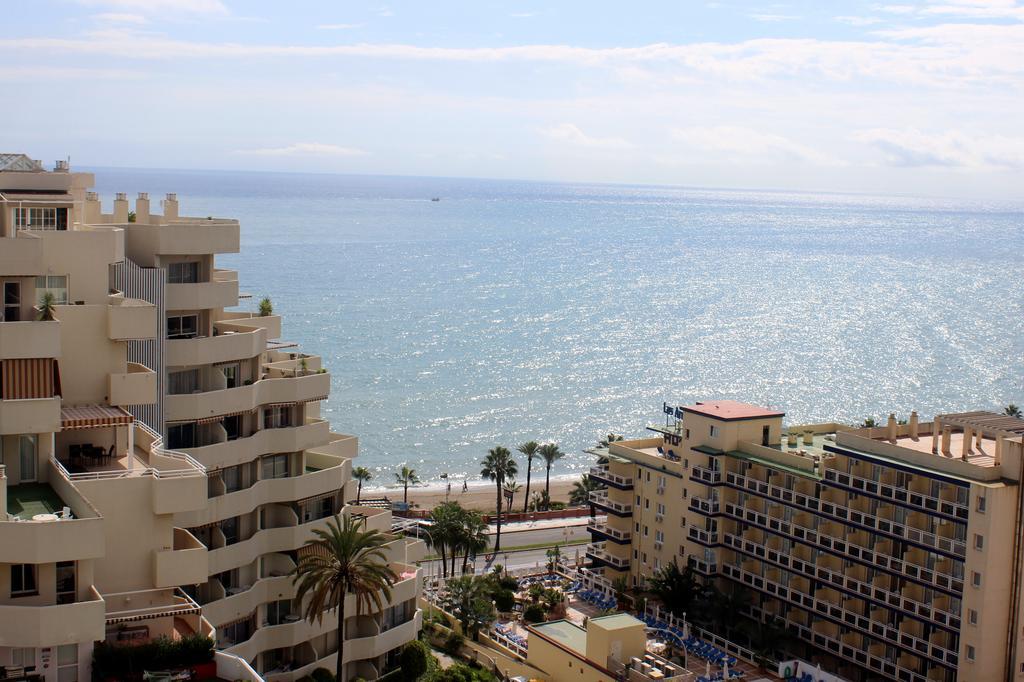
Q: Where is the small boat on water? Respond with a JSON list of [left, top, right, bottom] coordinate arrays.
[[431, 197, 440, 202]]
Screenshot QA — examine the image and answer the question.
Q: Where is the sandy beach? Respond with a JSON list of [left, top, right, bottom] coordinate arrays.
[[360, 475, 582, 512]]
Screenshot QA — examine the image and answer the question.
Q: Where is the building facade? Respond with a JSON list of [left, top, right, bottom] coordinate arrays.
[[0, 155, 423, 681], [588, 399, 1024, 682]]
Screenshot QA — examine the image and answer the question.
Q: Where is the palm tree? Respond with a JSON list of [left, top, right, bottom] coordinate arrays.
[[36, 291, 57, 321], [1006, 404, 1022, 418], [394, 465, 420, 505], [861, 417, 877, 428], [569, 474, 603, 515], [444, 576, 497, 637], [599, 433, 623, 447], [538, 443, 564, 510], [503, 479, 522, 513], [648, 560, 700, 618], [426, 501, 461, 578], [517, 441, 540, 513], [480, 446, 517, 552], [291, 514, 398, 682], [457, 510, 490, 575], [353, 466, 372, 503]]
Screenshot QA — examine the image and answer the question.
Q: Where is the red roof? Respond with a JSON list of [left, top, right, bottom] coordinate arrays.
[[681, 400, 784, 421]]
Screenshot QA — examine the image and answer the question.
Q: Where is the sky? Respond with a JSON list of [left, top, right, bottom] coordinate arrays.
[[3, 0, 1023, 199]]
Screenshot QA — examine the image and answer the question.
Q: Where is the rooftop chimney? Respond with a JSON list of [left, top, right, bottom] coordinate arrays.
[[54, 160, 69, 172], [113, 193, 129, 223], [163, 193, 178, 221], [803, 430, 814, 446], [136, 192, 150, 224], [84, 192, 101, 224], [887, 413, 897, 444], [787, 431, 798, 448], [909, 411, 919, 441]]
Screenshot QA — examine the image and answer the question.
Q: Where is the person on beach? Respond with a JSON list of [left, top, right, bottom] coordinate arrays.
[[463, 480, 468, 492]]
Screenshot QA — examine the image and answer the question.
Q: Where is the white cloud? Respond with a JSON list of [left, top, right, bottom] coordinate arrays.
[[540, 123, 634, 150], [855, 128, 1024, 168], [834, 15, 883, 26], [77, 0, 227, 14], [0, 65, 143, 81], [749, 13, 799, 22], [875, 4, 919, 14], [671, 126, 835, 164], [92, 12, 148, 24], [234, 142, 369, 157], [510, 12, 537, 18], [317, 23, 364, 30]]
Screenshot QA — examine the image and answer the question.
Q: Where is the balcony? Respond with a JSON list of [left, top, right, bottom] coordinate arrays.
[[154, 527, 209, 588], [0, 320, 60, 360], [588, 465, 634, 490], [108, 362, 157, 406], [587, 519, 632, 544], [182, 418, 331, 470], [207, 513, 336, 575], [103, 587, 206, 642], [689, 496, 721, 516], [165, 269, 239, 310], [0, 396, 61, 434], [690, 466, 723, 485], [1, 467, 105, 564], [166, 325, 266, 366], [688, 556, 718, 576], [164, 371, 330, 423], [128, 218, 240, 256], [687, 525, 720, 546], [107, 295, 157, 340], [823, 468, 968, 521], [586, 542, 630, 570], [0, 585, 105, 647], [589, 490, 633, 517], [177, 451, 347, 527]]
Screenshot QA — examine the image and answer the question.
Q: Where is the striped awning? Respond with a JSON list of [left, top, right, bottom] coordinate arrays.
[[195, 408, 254, 425], [1, 358, 56, 400], [264, 395, 328, 408], [297, 490, 338, 505], [61, 404, 134, 430]]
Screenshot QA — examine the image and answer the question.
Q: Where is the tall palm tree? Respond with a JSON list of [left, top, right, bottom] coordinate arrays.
[[458, 510, 490, 575], [1006, 404, 1022, 418], [480, 446, 517, 552], [538, 443, 564, 510], [517, 441, 540, 513], [569, 474, 603, 516], [394, 465, 420, 505], [352, 466, 372, 503], [426, 501, 461, 578], [291, 514, 397, 682]]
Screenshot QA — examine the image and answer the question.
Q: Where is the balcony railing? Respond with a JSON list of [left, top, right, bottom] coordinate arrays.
[[586, 542, 630, 569], [722, 502, 964, 596], [589, 491, 633, 516], [822, 468, 968, 521], [687, 525, 719, 546], [722, 531, 961, 631], [726, 471, 967, 558], [721, 564, 957, 669], [589, 465, 634, 489], [587, 520, 632, 543], [689, 496, 721, 516], [690, 466, 722, 485]]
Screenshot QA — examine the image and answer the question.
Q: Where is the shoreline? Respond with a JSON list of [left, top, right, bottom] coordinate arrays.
[[358, 473, 584, 512]]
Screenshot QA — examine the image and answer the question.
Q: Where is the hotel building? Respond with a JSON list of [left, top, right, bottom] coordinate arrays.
[[588, 399, 1024, 682], [0, 155, 423, 681]]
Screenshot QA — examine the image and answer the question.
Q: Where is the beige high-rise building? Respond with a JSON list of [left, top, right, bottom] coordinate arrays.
[[0, 155, 424, 682], [589, 399, 1024, 682]]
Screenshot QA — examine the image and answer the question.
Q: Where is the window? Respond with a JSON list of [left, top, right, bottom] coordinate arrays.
[[972, 571, 982, 588], [167, 423, 197, 449], [635, 495, 640, 505], [220, 517, 240, 545], [223, 464, 242, 493], [11, 564, 37, 596], [975, 534, 984, 550], [265, 599, 292, 626], [684, 458, 689, 469], [168, 261, 200, 284], [56, 561, 76, 604], [57, 644, 78, 682], [655, 530, 664, 543], [643, 526, 648, 537], [682, 489, 687, 498], [261, 454, 289, 480], [966, 645, 975, 661], [223, 414, 242, 441], [653, 558, 661, 570], [644, 498, 649, 510], [642, 552, 647, 563], [11, 648, 34, 670], [167, 314, 199, 339], [221, 363, 239, 389], [684, 429, 690, 439], [657, 503, 666, 515], [710, 425, 720, 438], [35, 275, 68, 305], [15, 207, 68, 230], [263, 405, 292, 429], [646, 471, 651, 482], [969, 609, 978, 625], [167, 369, 199, 395], [977, 495, 986, 513]]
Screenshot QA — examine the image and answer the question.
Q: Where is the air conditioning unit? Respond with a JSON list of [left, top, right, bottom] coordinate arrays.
[[939, 519, 949, 526], [655, 514, 664, 523], [657, 486, 665, 495], [654, 542, 664, 551]]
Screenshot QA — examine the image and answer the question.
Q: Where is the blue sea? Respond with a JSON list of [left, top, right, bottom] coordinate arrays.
[[89, 168, 1024, 486]]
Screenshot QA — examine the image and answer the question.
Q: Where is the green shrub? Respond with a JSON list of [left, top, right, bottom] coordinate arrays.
[[399, 640, 431, 681], [523, 603, 546, 623], [311, 668, 335, 682], [493, 589, 515, 612], [443, 631, 465, 656], [91, 634, 214, 680], [258, 296, 273, 316]]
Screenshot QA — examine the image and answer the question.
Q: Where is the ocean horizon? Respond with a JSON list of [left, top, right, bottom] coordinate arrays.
[[88, 166, 1024, 485]]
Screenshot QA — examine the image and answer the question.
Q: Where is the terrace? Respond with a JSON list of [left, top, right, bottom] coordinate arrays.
[[6, 482, 66, 519]]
